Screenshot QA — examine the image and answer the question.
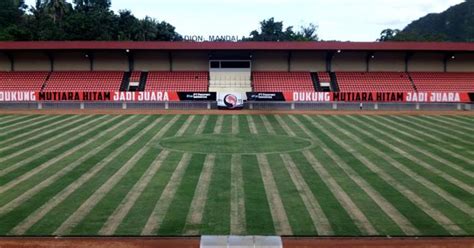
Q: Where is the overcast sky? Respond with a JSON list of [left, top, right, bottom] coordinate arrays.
[[24, 0, 464, 41]]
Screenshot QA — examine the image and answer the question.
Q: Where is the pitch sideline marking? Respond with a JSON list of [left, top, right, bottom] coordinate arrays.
[[280, 154, 334, 235], [141, 153, 193, 235], [230, 154, 246, 235]]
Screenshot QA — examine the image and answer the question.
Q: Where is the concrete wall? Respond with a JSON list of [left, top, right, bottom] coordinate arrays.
[[290, 52, 326, 72], [252, 51, 288, 71], [408, 53, 444, 72], [93, 51, 128, 71], [53, 51, 90, 71], [368, 52, 405, 72], [0, 53, 11, 71], [14, 52, 50, 71], [332, 52, 366, 72], [134, 51, 170, 71], [446, 53, 474, 72], [172, 51, 208, 71]]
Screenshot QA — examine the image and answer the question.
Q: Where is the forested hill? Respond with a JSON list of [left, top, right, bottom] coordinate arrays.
[[380, 0, 474, 42]]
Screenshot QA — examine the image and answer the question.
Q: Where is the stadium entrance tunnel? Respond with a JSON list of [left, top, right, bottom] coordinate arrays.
[[159, 134, 313, 154]]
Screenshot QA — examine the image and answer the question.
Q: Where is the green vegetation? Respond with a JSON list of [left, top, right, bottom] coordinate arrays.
[[0, 114, 472, 236]]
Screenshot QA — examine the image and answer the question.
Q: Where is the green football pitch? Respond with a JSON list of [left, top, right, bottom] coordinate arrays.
[[0, 114, 472, 236]]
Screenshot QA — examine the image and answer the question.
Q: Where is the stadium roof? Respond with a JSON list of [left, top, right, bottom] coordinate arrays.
[[0, 41, 473, 52]]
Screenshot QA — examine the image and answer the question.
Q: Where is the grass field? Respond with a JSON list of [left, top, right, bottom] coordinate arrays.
[[0, 114, 472, 237]]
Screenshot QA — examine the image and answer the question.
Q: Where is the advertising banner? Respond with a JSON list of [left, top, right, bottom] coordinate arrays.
[[217, 92, 245, 109], [246, 92, 286, 101]]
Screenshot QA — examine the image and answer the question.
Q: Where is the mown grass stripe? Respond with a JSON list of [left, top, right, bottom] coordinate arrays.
[[99, 150, 172, 235], [374, 116, 474, 165], [437, 116, 474, 128], [230, 154, 246, 235], [423, 116, 474, 133], [0, 115, 117, 192], [182, 115, 203, 136], [274, 115, 296, 137], [0, 115, 57, 135], [0, 115, 16, 123], [247, 116, 257, 135], [0, 115, 107, 178], [141, 153, 193, 235], [232, 115, 239, 134], [214, 115, 224, 134], [176, 115, 195, 137], [256, 154, 292, 235], [200, 154, 232, 235], [402, 116, 474, 146], [0, 115, 76, 146], [53, 116, 178, 235], [195, 115, 209, 135], [238, 115, 251, 135], [183, 154, 216, 235], [356, 116, 474, 179], [202, 115, 218, 134], [280, 153, 333, 235], [260, 115, 276, 135], [0, 115, 95, 155], [333, 116, 474, 213], [1, 116, 148, 234], [0, 115, 42, 129], [301, 150, 375, 235], [303, 115, 465, 235]]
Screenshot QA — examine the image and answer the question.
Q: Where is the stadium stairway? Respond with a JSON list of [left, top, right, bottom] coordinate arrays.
[[310, 72, 322, 91], [407, 73, 418, 92], [138, 72, 148, 91], [329, 72, 340, 92], [120, 72, 131, 91]]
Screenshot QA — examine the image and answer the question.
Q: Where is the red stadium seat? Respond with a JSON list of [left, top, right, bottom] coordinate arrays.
[[0, 71, 49, 91], [43, 71, 124, 92], [253, 72, 315, 92], [336, 72, 415, 92], [410, 72, 474, 92], [145, 71, 209, 92]]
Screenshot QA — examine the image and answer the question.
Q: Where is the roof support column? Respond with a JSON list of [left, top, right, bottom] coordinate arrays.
[[287, 51, 292, 72], [366, 52, 374, 72], [47, 52, 54, 72], [405, 52, 414, 73], [169, 52, 173, 72], [325, 51, 335, 72], [5, 52, 14, 71], [127, 50, 134, 72], [443, 53, 455, 72]]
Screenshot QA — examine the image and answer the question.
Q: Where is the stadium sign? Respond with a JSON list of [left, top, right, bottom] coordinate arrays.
[[183, 35, 246, 42]]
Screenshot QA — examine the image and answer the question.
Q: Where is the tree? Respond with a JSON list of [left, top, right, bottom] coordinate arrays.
[[245, 18, 318, 41], [377, 29, 400, 41]]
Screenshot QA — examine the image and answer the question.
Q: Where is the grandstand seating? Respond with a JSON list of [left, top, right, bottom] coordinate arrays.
[[145, 71, 208, 91], [336, 72, 415, 92], [252, 72, 315, 92], [0, 71, 49, 91], [410, 72, 474, 92], [317, 72, 332, 84], [43, 71, 124, 92], [129, 71, 141, 83]]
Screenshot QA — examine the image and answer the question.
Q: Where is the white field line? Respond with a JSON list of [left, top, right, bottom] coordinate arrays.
[[183, 154, 216, 235], [393, 116, 474, 152], [0, 115, 118, 190], [423, 116, 474, 132], [247, 116, 258, 135], [256, 154, 293, 235], [0, 116, 147, 221], [0, 115, 108, 176], [356, 116, 474, 179], [175, 116, 195, 137], [0, 115, 42, 130], [290, 116, 398, 236], [0, 115, 58, 134], [53, 116, 179, 235], [375, 116, 474, 165], [302, 150, 378, 235], [232, 115, 239, 134], [327, 116, 473, 218], [230, 154, 246, 235], [195, 115, 209, 135], [0, 115, 96, 155], [303, 115, 465, 235], [214, 116, 224, 134], [98, 150, 171, 235], [141, 153, 193, 235], [401, 116, 474, 146], [0, 115, 78, 147], [260, 116, 276, 135], [274, 115, 296, 137], [280, 154, 334, 235]]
